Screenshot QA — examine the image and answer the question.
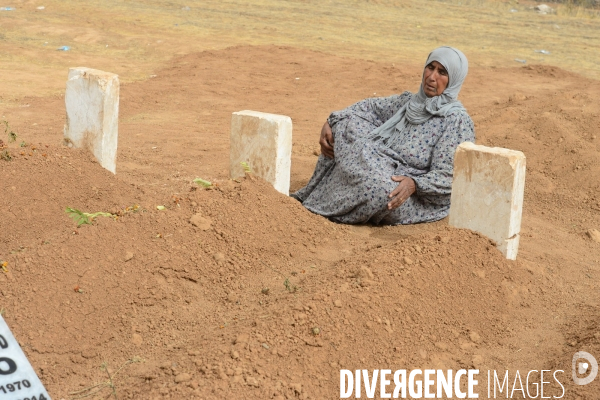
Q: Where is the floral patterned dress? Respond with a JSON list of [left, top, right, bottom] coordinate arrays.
[[293, 92, 475, 225]]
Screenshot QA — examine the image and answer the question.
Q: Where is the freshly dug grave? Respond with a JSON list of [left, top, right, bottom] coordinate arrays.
[[1, 148, 539, 398]]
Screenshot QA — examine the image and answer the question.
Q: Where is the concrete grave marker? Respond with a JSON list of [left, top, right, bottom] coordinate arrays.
[[449, 142, 526, 260], [64, 67, 119, 174], [0, 315, 50, 399], [230, 111, 292, 195]]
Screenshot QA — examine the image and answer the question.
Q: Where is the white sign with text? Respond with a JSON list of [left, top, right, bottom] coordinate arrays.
[[0, 315, 50, 400]]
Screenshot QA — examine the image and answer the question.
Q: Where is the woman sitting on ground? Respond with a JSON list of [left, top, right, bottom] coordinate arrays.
[[292, 46, 475, 225]]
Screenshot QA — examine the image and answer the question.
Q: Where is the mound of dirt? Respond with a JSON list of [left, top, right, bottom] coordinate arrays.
[[0, 146, 536, 398], [474, 65, 600, 233]]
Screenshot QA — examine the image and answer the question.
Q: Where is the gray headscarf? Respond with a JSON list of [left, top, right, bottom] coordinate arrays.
[[370, 46, 469, 146]]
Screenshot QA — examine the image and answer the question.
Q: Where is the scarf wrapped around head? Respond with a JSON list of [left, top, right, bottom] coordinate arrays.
[[370, 46, 469, 146]]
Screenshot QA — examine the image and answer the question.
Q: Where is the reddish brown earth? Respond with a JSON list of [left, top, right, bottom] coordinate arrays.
[[1, 46, 600, 399]]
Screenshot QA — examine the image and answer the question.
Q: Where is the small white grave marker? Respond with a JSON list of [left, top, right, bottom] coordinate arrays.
[[230, 110, 292, 195], [64, 67, 119, 174], [0, 316, 50, 399], [449, 142, 526, 260]]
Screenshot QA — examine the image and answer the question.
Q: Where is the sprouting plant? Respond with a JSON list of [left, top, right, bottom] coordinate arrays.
[[2, 120, 17, 143], [193, 177, 212, 188], [65, 207, 114, 227], [240, 161, 252, 174], [283, 277, 299, 293], [0, 150, 11, 161], [19, 141, 27, 147], [261, 261, 300, 293]]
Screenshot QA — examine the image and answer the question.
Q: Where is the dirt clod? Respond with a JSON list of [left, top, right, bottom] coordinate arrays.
[[131, 333, 143, 347], [125, 251, 134, 262], [235, 334, 249, 345], [175, 373, 191, 383], [190, 213, 212, 230], [469, 331, 482, 344]]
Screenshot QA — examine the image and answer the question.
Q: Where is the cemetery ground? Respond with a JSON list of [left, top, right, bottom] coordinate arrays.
[[1, 45, 600, 399], [1, 1, 600, 399]]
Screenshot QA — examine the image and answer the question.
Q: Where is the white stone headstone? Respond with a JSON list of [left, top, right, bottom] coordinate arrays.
[[230, 110, 292, 195], [448, 142, 526, 260], [64, 67, 119, 174], [0, 316, 50, 399]]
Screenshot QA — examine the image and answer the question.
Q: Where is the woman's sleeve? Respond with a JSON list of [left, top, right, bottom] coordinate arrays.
[[409, 112, 476, 197], [327, 92, 411, 128]]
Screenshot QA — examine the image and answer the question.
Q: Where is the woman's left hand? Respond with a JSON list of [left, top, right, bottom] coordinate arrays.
[[388, 176, 416, 210]]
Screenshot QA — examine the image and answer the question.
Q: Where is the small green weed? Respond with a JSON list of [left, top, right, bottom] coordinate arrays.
[[2, 120, 17, 143], [262, 261, 300, 293], [283, 277, 299, 293], [193, 177, 212, 188], [65, 207, 114, 227]]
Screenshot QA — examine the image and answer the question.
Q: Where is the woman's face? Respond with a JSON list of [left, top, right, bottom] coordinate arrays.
[[422, 61, 449, 97]]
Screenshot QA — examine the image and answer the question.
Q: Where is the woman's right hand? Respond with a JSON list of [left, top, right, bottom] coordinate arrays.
[[319, 121, 335, 158]]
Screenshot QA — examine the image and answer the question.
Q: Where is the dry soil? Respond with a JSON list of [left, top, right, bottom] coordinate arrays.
[[1, 1, 600, 400]]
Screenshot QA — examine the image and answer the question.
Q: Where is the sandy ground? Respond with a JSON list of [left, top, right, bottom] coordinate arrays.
[[0, 0, 599, 101], [1, 0, 600, 399]]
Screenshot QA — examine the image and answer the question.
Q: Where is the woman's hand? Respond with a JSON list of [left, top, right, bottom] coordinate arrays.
[[319, 121, 335, 158], [388, 176, 416, 210]]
